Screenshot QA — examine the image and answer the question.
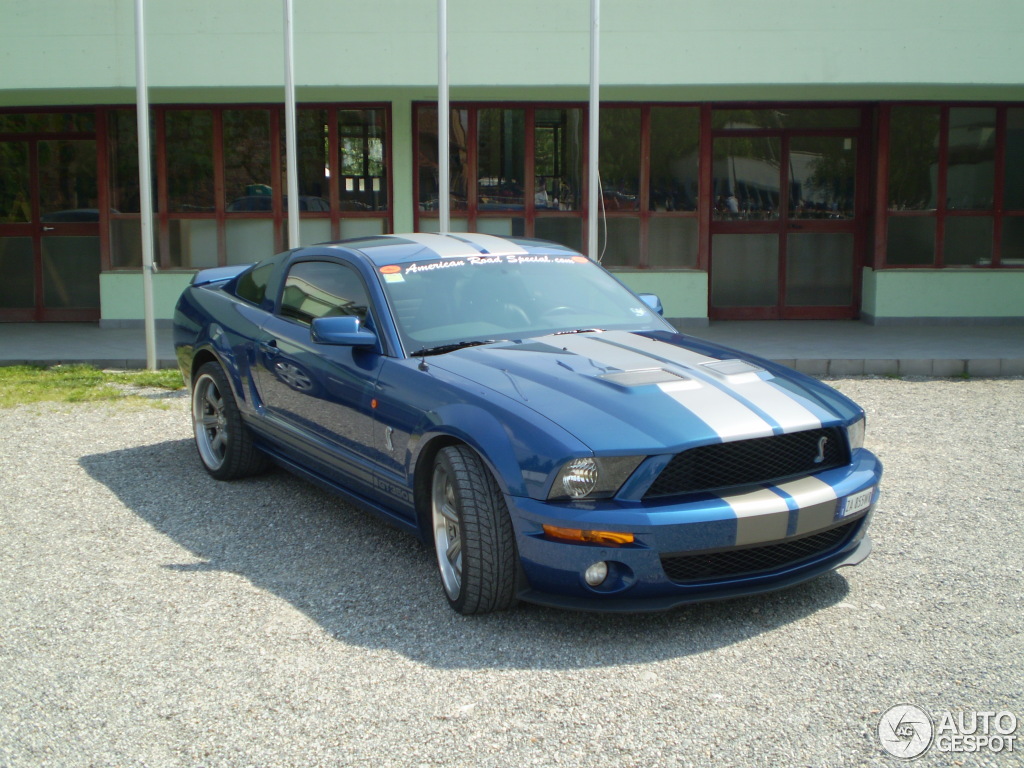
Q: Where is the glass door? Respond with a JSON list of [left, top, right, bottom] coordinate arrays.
[[0, 138, 100, 321], [709, 129, 862, 320]]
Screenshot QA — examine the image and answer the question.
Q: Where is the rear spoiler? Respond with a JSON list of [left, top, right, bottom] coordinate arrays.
[[190, 264, 250, 286]]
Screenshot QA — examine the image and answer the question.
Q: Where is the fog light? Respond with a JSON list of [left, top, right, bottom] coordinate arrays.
[[584, 561, 609, 587]]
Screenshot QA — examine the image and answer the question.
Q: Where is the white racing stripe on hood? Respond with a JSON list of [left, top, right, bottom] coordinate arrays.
[[602, 330, 719, 368], [554, 334, 775, 441], [607, 332, 823, 434]]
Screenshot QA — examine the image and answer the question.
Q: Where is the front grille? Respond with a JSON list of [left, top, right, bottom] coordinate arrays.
[[660, 517, 861, 584], [645, 427, 847, 499]]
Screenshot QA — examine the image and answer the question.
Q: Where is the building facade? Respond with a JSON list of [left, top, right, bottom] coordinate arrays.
[[1, 0, 1023, 326]]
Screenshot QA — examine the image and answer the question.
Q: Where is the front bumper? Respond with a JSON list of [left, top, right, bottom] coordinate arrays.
[[507, 450, 881, 613]]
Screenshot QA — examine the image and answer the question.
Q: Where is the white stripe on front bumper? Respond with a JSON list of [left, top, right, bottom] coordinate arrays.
[[719, 476, 841, 546], [721, 486, 791, 546], [774, 476, 841, 535]]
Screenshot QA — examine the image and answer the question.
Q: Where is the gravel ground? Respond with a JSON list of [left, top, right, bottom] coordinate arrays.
[[0, 379, 1022, 767]]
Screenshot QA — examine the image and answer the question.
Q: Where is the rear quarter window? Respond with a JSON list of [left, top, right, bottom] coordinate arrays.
[[233, 259, 277, 305]]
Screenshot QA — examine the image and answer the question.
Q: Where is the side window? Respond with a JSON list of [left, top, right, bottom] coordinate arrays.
[[234, 258, 276, 306], [279, 261, 370, 326]]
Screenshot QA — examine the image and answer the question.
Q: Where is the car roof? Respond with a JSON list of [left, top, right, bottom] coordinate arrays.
[[313, 232, 581, 267]]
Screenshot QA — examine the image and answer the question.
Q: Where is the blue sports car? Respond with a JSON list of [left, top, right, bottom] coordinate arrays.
[[174, 233, 881, 614]]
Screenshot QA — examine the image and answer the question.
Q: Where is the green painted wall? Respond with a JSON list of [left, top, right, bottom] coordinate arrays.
[[4, 1, 1024, 100], [99, 272, 195, 323], [613, 271, 708, 322], [389, 97, 415, 233], [863, 268, 1024, 320]]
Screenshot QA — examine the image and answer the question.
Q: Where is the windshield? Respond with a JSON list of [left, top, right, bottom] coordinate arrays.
[[376, 252, 672, 354]]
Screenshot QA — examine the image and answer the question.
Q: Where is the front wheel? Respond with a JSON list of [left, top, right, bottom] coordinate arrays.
[[431, 445, 518, 614], [191, 362, 268, 481]]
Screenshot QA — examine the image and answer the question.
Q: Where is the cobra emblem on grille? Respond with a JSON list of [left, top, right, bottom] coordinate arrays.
[[813, 436, 828, 464]]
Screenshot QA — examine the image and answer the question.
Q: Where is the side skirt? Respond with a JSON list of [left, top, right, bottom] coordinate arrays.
[[258, 443, 424, 540]]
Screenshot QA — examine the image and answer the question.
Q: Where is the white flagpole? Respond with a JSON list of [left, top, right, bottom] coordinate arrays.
[[437, 0, 450, 234], [283, 0, 301, 248], [587, 0, 600, 261], [133, 0, 157, 370]]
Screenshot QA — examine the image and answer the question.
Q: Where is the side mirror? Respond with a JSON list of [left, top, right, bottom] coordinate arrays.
[[638, 293, 664, 316], [311, 315, 378, 347]]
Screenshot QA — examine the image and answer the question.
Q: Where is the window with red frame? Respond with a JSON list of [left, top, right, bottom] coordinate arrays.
[[884, 104, 1023, 268]]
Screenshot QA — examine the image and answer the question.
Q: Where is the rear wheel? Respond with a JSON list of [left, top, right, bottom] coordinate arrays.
[[191, 362, 268, 481], [431, 445, 518, 614]]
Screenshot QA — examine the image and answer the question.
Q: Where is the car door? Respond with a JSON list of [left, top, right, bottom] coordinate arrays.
[[253, 258, 385, 499]]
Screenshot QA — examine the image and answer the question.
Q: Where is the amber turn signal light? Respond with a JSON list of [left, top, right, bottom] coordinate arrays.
[[542, 525, 634, 546]]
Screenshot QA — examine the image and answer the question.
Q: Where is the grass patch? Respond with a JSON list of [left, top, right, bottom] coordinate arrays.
[[0, 364, 184, 408]]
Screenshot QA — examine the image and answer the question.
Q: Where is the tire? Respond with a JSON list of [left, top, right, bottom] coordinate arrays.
[[191, 361, 269, 481], [430, 445, 518, 614]]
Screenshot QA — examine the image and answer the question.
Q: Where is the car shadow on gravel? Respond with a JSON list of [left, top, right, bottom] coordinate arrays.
[[80, 438, 850, 670]]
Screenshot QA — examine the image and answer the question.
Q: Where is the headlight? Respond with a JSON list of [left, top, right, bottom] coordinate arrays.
[[548, 456, 644, 501], [847, 416, 865, 452]]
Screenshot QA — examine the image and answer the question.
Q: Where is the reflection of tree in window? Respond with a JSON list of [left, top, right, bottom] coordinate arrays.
[[712, 137, 781, 219], [339, 109, 388, 211], [712, 108, 860, 131], [946, 108, 995, 211], [224, 110, 271, 207], [796, 137, 856, 219], [535, 109, 582, 211], [416, 108, 469, 211], [0, 142, 30, 221], [477, 109, 525, 209], [650, 107, 699, 212], [1005, 109, 1024, 211], [294, 109, 328, 201], [108, 110, 142, 213], [598, 109, 640, 210], [888, 106, 939, 211], [165, 110, 215, 212]]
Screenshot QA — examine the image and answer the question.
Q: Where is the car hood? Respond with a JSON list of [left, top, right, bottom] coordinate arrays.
[[427, 330, 859, 454]]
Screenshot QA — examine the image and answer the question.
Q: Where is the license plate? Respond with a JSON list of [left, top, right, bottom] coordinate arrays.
[[840, 487, 874, 518]]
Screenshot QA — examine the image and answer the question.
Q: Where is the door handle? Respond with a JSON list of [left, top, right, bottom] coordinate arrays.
[[259, 339, 280, 357], [42, 226, 56, 232]]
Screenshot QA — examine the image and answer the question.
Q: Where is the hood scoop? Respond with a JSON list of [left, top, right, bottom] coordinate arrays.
[[700, 358, 768, 384], [598, 367, 693, 388]]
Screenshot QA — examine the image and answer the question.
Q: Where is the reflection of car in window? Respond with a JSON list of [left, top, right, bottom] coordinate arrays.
[[175, 232, 882, 615], [40, 208, 102, 222], [226, 195, 330, 212]]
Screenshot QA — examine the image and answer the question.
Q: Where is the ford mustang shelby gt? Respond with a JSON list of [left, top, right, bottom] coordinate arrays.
[[174, 233, 881, 614]]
